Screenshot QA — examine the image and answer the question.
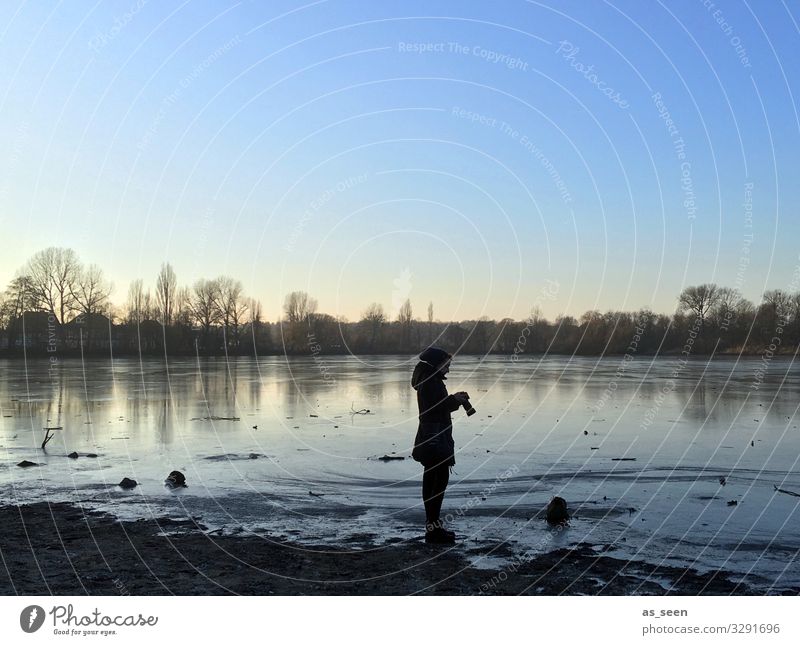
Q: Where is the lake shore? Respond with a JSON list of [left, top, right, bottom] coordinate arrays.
[[0, 501, 784, 596]]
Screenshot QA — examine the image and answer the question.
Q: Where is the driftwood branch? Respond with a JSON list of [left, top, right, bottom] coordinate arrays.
[[773, 484, 800, 498], [350, 403, 371, 415], [41, 427, 56, 450]]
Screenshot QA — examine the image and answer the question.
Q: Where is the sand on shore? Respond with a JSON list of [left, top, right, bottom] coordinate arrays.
[[0, 502, 779, 596]]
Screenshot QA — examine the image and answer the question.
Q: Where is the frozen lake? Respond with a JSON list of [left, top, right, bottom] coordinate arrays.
[[1, 354, 799, 592]]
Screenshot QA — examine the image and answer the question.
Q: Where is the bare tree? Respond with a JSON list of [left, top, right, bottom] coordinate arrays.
[[397, 299, 413, 325], [759, 289, 792, 341], [245, 297, 265, 352], [216, 276, 248, 350], [25, 247, 80, 327], [398, 298, 413, 350], [1, 275, 36, 321], [155, 263, 177, 326], [710, 287, 744, 330], [70, 264, 112, 349], [188, 278, 221, 350], [282, 291, 317, 352], [789, 293, 800, 344], [247, 298, 263, 325], [174, 286, 192, 326], [0, 289, 14, 345], [72, 264, 112, 320], [283, 291, 317, 323], [361, 302, 386, 350], [127, 280, 160, 325], [126, 280, 146, 325], [426, 301, 434, 344], [678, 284, 720, 329], [761, 289, 792, 321]]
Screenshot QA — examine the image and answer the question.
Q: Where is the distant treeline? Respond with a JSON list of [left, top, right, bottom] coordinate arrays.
[[1, 247, 799, 357]]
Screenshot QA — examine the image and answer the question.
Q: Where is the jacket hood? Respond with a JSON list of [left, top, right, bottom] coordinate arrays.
[[418, 346, 451, 366], [411, 347, 452, 390]]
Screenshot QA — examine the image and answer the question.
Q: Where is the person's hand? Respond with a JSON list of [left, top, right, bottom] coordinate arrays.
[[453, 391, 469, 404]]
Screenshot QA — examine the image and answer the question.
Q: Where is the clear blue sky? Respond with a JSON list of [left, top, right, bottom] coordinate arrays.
[[0, 0, 798, 322]]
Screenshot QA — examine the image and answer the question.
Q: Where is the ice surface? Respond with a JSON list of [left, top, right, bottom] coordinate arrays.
[[1, 354, 798, 591]]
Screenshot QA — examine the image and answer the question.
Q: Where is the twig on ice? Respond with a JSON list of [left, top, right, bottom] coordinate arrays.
[[773, 484, 800, 498]]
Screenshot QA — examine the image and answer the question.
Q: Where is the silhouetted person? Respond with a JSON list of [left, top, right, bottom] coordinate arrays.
[[411, 347, 470, 544]]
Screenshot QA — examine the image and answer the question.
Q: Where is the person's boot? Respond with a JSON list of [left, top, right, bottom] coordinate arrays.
[[425, 527, 455, 544], [425, 521, 456, 544]]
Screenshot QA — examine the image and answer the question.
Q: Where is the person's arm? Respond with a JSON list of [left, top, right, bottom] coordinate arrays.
[[443, 387, 462, 413], [420, 378, 461, 416]]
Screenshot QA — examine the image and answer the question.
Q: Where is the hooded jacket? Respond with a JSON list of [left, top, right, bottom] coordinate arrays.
[[412, 347, 461, 425], [411, 347, 460, 466]]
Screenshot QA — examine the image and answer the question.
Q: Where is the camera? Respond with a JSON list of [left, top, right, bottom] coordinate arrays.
[[461, 393, 476, 416]]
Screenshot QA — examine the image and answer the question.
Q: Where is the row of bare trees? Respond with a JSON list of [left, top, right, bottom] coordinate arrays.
[[2, 249, 800, 356], [676, 283, 800, 345], [0, 248, 112, 327], [120, 268, 259, 352], [0, 247, 261, 353], [280, 284, 800, 356], [0, 248, 113, 349]]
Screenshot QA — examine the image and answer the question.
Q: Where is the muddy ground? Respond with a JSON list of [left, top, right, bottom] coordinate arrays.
[[1, 502, 790, 595]]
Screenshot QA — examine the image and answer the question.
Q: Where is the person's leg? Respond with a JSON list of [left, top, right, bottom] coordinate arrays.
[[423, 462, 450, 528], [431, 463, 450, 524], [422, 466, 436, 526]]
